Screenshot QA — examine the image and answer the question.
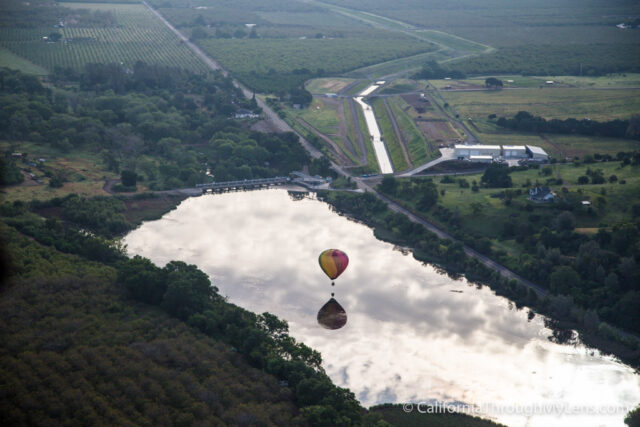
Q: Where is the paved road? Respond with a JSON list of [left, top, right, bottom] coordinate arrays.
[[144, 1, 322, 160], [399, 147, 455, 176], [355, 178, 548, 297]]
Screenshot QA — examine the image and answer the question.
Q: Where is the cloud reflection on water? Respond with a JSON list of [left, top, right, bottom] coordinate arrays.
[[124, 190, 640, 427]]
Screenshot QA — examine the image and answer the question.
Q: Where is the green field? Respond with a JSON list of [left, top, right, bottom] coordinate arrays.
[[0, 47, 48, 75], [371, 97, 409, 171], [305, 77, 355, 94], [430, 79, 640, 157], [342, 98, 363, 160], [438, 87, 640, 121], [0, 3, 208, 73], [387, 97, 432, 163]]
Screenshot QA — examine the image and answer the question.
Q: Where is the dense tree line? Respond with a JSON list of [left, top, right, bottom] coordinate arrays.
[[496, 111, 634, 139], [412, 60, 465, 79], [0, 67, 307, 189], [447, 44, 640, 77], [0, 201, 365, 425]]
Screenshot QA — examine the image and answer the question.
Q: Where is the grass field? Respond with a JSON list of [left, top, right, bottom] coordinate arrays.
[[0, 47, 48, 75], [438, 86, 640, 121], [342, 99, 363, 159], [284, 97, 361, 164], [371, 98, 409, 171], [387, 97, 432, 164], [430, 78, 640, 158], [0, 3, 208, 73], [305, 78, 355, 94], [0, 141, 118, 202]]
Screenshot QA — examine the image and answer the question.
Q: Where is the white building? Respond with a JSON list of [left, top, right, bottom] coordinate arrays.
[[469, 155, 493, 163], [503, 145, 527, 158], [526, 145, 549, 161], [454, 144, 501, 160]]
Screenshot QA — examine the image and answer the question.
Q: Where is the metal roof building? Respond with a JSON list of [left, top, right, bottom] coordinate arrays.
[[503, 145, 527, 158], [526, 145, 549, 161], [454, 144, 501, 160]]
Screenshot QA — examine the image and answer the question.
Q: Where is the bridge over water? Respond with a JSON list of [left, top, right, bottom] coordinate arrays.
[[196, 176, 291, 193]]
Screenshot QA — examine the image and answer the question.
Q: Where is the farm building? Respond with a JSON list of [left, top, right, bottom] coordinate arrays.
[[454, 144, 501, 160], [526, 145, 549, 161], [503, 145, 527, 158]]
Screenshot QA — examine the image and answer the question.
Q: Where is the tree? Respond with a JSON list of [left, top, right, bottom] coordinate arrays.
[[161, 261, 217, 320], [119, 255, 167, 304], [485, 77, 503, 89], [556, 211, 576, 232], [481, 164, 512, 188], [416, 183, 438, 211], [120, 170, 137, 187], [0, 158, 24, 185], [550, 266, 580, 294], [577, 175, 589, 184], [379, 175, 397, 195], [626, 404, 640, 427]]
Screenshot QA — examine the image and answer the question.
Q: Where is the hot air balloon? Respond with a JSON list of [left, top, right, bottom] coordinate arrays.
[[318, 249, 349, 281], [317, 297, 347, 330]]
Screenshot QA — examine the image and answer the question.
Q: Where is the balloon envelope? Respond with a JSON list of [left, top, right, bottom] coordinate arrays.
[[318, 249, 349, 280], [317, 298, 347, 330]]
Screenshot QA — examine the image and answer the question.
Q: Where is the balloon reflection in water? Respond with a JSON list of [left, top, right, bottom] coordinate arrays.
[[317, 297, 347, 330]]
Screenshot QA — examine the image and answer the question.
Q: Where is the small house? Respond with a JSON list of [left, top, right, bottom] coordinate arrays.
[[529, 186, 554, 202]]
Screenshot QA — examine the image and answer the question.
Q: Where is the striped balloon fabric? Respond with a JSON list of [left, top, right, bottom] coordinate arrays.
[[318, 249, 349, 280]]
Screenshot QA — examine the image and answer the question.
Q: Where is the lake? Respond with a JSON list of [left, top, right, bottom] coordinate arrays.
[[124, 189, 640, 426]]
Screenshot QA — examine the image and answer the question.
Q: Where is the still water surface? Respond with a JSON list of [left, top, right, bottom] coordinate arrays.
[[124, 190, 640, 426]]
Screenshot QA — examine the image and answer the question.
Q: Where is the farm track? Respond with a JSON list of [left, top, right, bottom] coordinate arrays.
[[297, 118, 354, 166], [427, 90, 479, 143], [539, 134, 566, 159], [383, 98, 412, 169]]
